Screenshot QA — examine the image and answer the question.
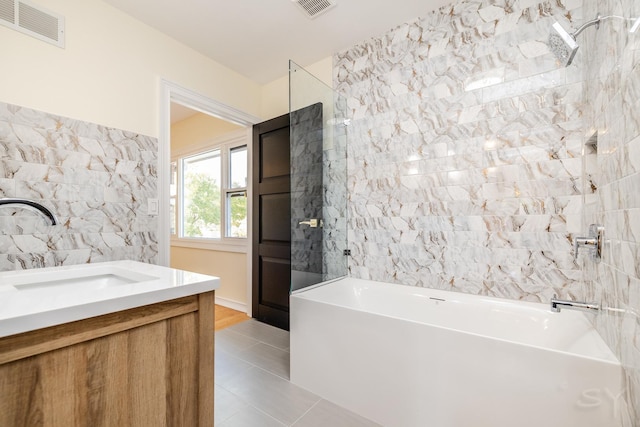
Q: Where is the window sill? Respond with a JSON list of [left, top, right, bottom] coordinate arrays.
[[170, 238, 247, 254]]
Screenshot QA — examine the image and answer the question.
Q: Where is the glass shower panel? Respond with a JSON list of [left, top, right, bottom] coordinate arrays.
[[289, 60, 348, 292]]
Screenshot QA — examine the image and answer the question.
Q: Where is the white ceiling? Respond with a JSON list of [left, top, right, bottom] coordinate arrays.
[[170, 102, 198, 124], [103, 0, 452, 84]]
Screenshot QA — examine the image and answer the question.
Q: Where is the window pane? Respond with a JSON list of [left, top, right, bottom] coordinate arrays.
[[170, 162, 177, 196], [182, 150, 221, 238], [227, 191, 247, 238], [229, 145, 247, 188]]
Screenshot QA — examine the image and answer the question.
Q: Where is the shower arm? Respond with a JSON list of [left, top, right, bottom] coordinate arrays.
[[571, 15, 601, 38], [572, 14, 638, 38]]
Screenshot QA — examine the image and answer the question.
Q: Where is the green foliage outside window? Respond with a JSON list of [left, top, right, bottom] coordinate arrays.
[[184, 172, 220, 237], [229, 193, 247, 238]]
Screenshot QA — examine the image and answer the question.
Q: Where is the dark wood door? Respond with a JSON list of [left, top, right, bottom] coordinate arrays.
[[252, 113, 291, 330]]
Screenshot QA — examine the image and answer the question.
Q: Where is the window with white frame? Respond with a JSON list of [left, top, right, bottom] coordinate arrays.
[[226, 145, 248, 238], [171, 134, 248, 246]]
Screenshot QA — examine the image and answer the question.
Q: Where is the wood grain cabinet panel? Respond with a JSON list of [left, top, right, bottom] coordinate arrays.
[[0, 292, 215, 427]]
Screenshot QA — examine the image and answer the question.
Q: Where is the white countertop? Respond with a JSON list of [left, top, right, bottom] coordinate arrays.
[[0, 260, 220, 338]]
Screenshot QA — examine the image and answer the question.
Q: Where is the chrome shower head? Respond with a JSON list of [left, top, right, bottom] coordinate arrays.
[[548, 21, 579, 66], [549, 14, 640, 66]]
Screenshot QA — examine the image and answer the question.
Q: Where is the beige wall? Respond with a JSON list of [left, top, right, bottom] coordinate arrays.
[[0, 0, 331, 135], [170, 112, 249, 307], [0, 0, 262, 137], [171, 112, 244, 151], [171, 247, 247, 306]]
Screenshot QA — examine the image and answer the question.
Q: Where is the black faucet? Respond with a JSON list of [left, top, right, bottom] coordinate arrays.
[[0, 198, 58, 225]]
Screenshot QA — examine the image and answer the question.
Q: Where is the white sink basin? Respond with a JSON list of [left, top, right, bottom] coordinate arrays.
[[7, 265, 157, 291], [0, 261, 220, 338]]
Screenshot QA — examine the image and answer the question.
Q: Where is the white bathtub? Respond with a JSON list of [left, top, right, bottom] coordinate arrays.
[[290, 278, 624, 427]]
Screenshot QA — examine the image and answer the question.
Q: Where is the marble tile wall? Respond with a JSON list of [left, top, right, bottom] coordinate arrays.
[[581, 0, 640, 423], [291, 103, 324, 279], [323, 111, 349, 282], [0, 102, 158, 270], [334, 0, 586, 302]]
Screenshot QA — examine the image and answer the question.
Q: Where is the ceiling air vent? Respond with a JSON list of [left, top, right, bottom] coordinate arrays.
[[0, 0, 15, 25], [292, 0, 336, 19], [0, 0, 64, 48]]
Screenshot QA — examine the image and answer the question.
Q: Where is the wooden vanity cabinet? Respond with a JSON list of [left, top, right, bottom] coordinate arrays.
[[0, 291, 214, 427]]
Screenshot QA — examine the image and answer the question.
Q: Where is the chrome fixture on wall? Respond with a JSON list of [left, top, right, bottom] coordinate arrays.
[[298, 218, 322, 228], [574, 224, 604, 262], [550, 295, 600, 313], [548, 14, 640, 66], [0, 198, 58, 225]]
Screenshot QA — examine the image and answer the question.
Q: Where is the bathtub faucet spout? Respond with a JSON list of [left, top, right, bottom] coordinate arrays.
[[550, 294, 600, 313]]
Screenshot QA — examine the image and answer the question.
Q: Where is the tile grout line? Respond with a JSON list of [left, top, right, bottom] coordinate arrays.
[[233, 351, 291, 382], [216, 383, 288, 427], [253, 406, 289, 427], [220, 324, 291, 379], [218, 338, 291, 381], [214, 383, 247, 425], [216, 363, 316, 426], [222, 324, 290, 352], [219, 322, 382, 426], [238, 338, 291, 355], [218, 321, 321, 425], [219, 338, 289, 354], [289, 398, 323, 426]]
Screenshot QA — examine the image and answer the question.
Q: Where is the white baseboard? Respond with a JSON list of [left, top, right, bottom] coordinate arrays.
[[214, 296, 247, 313]]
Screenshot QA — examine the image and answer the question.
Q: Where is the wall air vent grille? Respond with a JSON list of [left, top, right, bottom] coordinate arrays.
[[292, 0, 336, 19], [0, 0, 64, 48]]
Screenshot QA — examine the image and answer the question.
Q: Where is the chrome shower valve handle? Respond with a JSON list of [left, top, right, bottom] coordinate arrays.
[[573, 224, 604, 262]]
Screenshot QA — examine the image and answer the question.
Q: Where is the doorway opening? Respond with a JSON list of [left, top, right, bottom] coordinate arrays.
[[159, 80, 260, 315]]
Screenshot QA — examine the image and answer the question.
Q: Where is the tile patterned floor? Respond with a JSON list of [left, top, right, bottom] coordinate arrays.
[[215, 319, 381, 427]]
